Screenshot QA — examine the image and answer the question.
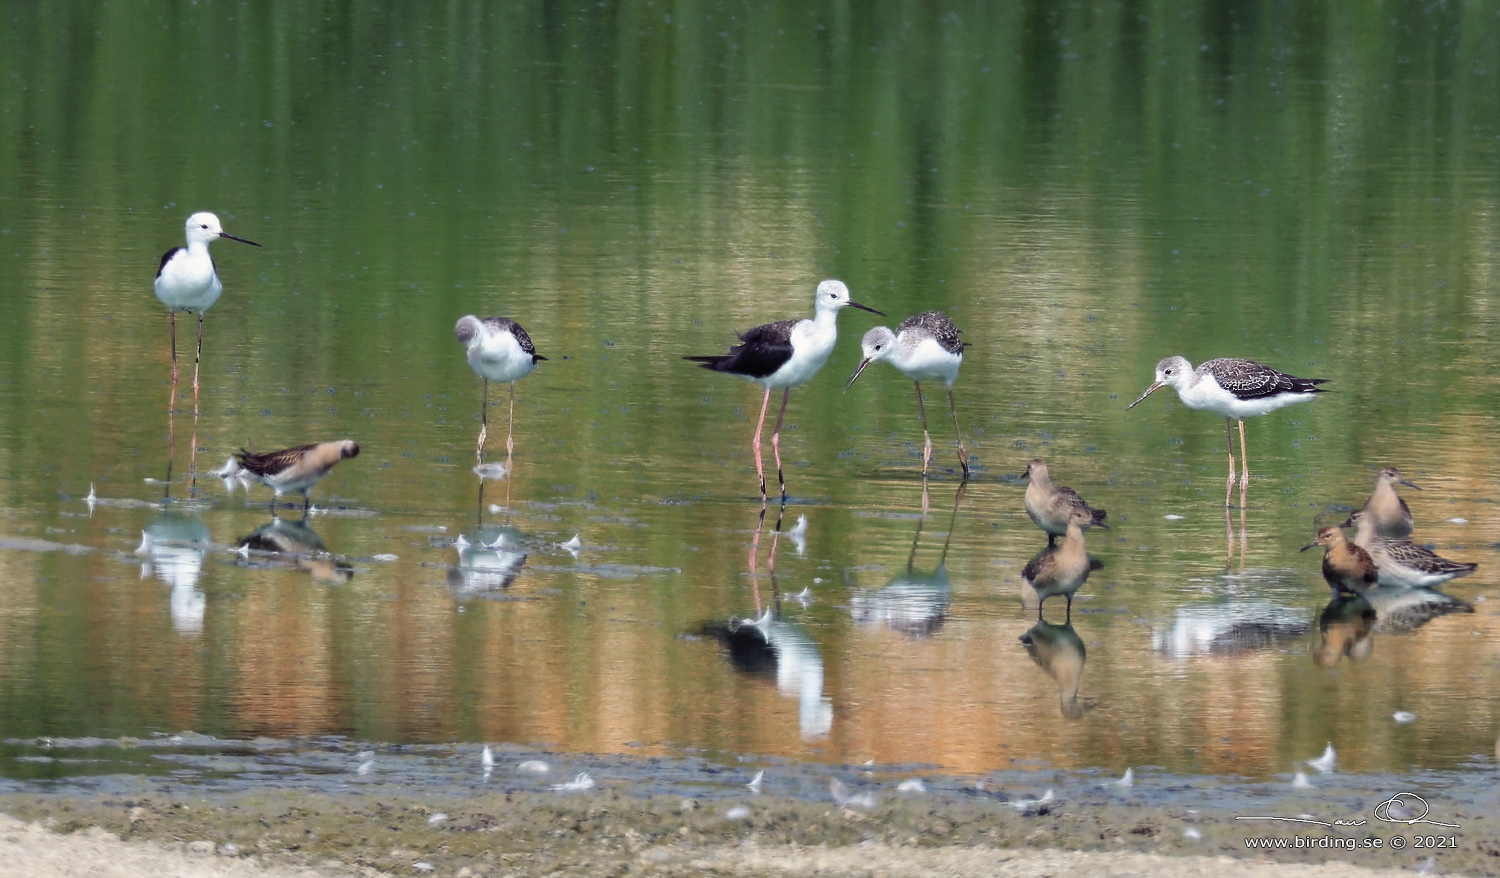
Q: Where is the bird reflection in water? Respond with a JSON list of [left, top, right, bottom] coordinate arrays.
[[238, 514, 353, 584], [1314, 586, 1472, 667], [138, 513, 210, 634], [1019, 618, 1090, 719], [448, 477, 527, 596], [1153, 599, 1311, 658], [696, 501, 834, 740], [849, 483, 964, 637]]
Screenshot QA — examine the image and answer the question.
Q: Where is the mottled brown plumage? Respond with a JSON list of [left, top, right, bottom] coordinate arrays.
[[1021, 506, 1096, 619], [1300, 526, 1377, 596], [236, 440, 360, 510], [1022, 459, 1107, 546]]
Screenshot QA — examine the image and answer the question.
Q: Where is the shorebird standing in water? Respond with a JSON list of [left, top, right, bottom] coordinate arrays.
[[686, 280, 881, 502], [154, 212, 261, 393], [844, 311, 971, 480], [1301, 525, 1378, 597], [1022, 458, 1107, 546], [455, 315, 547, 463], [235, 440, 360, 511], [1342, 509, 1477, 588], [1128, 356, 1329, 508], [1021, 506, 1098, 620], [1359, 467, 1420, 539]]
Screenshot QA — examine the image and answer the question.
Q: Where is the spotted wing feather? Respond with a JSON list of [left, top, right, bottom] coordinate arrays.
[[684, 318, 797, 379], [897, 311, 967, 356], [1374, 539, 1477, 578], [236, 443, 320, 477], [1201, 358, 1328, 401], [483, 316, 546, 363], [1056, 486, 1107, 527]]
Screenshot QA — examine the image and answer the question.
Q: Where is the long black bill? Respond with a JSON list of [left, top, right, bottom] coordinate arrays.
[[843, 358, 874, 392], [847, 301, 883, 316], [221, 233, 263, 247]]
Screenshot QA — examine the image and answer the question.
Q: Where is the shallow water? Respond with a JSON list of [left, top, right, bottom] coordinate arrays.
[[1, 2, 1498, 793]]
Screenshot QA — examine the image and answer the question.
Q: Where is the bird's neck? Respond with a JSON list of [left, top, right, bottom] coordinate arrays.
[[1059, 525, 1086, 558]]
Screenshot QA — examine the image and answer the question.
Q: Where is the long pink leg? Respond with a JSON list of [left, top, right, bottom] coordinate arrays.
[[948, 388, 970, 479], [193, 312, 204, 395], [1223, 418, 1237, 508], [751, 386, 772, 502], [770, 388, 790, 501], [1238, 418, 1250, 509], [913, 382, 932, 477], [476, 378, 489, 459]]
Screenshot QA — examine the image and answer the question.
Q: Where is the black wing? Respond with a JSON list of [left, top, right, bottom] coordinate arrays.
[[897, 311, 967, 355], [1202, 358, 1329, 400], [684, 318, 797, 379], [236, 443, 319, 476], [156, 247, 183, 279]]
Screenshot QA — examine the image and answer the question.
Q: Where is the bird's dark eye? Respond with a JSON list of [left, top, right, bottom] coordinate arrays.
[[200, 224, 209, 229]]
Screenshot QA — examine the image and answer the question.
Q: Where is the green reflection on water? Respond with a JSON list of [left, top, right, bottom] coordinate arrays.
[[0, 2, 1497, 779]]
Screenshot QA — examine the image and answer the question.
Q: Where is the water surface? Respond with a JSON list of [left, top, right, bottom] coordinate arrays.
[[1, 2, 1498, 787]]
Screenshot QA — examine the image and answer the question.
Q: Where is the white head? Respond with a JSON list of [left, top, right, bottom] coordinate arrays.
[[183, 211, 261, 248], [843, 325, 896, 390], [811, 279, 882, 318], [1127, 355, 1194, 408]]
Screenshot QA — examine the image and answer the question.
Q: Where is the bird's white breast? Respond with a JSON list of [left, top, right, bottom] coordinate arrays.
[[891, 336, 962, 385], [764, 318, 834, 387], [467, 328, 537, 384], [155, 249, 222, 312]]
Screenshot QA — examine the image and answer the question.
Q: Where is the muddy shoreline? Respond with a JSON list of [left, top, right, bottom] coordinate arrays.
[[1, 740, 1495, 877]]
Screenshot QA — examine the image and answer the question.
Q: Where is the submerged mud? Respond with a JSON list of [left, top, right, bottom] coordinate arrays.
[[1, 736, 1496, 876]]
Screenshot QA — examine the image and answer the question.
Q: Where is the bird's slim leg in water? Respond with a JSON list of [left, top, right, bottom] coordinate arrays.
[[187, 391, 200, 500], [1237, 418, 1250, 509], [913, 382, 932, 477], [506, 382, 516, 472], [749, 503, 767, 614], [164, 371, 176, 501], [948, 388, 970, 480], [168, 311, 178, 364], [193, 313, 204, 395], [1238, 502, 1248, 571], [1223, 417, 1237, 508], [476, 379, 489, 459], [770, 387, 791, 501], [751, 386, 772, 502]]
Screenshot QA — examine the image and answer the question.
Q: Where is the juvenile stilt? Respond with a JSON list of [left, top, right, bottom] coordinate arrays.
[[845, 311, 970, 480], [1129, 355, 1327, 509], [455, 315, 546, 465]]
